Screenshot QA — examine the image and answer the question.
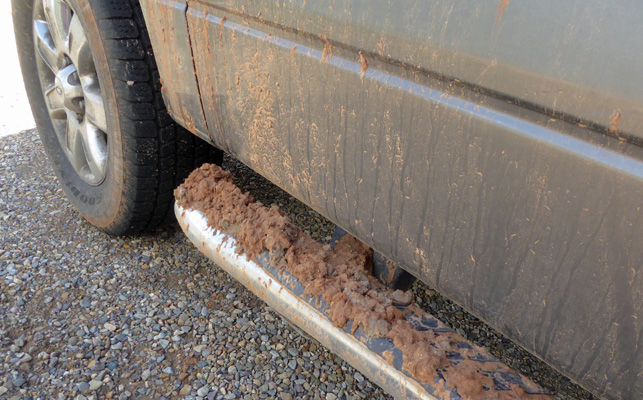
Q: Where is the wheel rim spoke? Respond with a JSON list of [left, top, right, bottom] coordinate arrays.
[[80, 122, 108, 180], [42, 0, 72, 55], [67, 14, 90, 70], [83, 78, 108, 132], [66, 114, 85, 172], [33, 20, 59, 72], [44, 84, 66, 118]]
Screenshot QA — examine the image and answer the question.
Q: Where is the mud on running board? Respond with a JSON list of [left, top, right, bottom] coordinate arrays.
[[175, 204, 553, 400]]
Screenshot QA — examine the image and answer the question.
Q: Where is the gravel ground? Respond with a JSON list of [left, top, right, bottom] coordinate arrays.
[[0, 130, 597, 400]]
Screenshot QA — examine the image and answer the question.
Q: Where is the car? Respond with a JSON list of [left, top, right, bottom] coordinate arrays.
[[12, 0, 643, 398]]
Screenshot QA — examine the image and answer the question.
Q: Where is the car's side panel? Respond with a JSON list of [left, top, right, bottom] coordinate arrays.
[[139, 1, 643, 398], [183, 7, 643, 399]]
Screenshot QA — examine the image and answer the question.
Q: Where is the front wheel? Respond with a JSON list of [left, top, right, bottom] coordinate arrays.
[[12, 0, 222, 235]]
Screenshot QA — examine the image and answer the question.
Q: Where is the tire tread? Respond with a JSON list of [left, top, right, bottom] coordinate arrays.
[[95, 0, 221, 234]]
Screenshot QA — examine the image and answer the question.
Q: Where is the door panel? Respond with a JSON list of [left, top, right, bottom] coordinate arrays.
[[206, 0, 643, 140], [182, 5, 643, 398]]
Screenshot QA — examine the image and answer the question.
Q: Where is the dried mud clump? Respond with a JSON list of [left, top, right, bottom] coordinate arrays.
[[175, 164, 551, 400]]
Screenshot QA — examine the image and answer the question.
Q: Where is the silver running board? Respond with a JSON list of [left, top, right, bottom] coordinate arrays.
[[176, 203, 552, 400]]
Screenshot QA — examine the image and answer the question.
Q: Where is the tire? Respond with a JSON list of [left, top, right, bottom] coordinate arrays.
[[12, 0, 222, 235]]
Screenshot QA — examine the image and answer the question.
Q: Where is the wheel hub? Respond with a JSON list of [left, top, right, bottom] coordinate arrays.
[[54, 63, 85, 115]]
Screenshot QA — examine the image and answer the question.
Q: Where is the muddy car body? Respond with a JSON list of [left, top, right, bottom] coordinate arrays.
[[141, 1, 643, 398], [13, 0, 643, 398]]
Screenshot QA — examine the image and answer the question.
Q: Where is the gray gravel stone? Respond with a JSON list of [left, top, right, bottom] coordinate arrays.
[[11, 377, 25, 388], [88, 380, 102, 391], [76, 382, 89, 393], [197, 386, 210, 397]]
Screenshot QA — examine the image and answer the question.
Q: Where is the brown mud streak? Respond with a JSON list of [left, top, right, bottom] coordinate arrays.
[[386, 259, 397, 285], [176, 165, 554, 400], [377, 37, 385, 57], [219, 16, 226, 47], [608, 110, 624, 140], [496, 0, 510, 25], [321, 35, 333, 63], [359, 51, 368, 77]]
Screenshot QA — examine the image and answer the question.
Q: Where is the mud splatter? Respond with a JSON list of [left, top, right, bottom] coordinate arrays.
[[496, 0, 510, 23], [359, 51, 368, 77], [321, 35, 333, 63], [386, 259, 397, 285], [219, 16, 226, 47], [608, 110, 621, 137], [495, 0, 510, 25], [235, 51, 277, 167], [175, 164, 553, 399]]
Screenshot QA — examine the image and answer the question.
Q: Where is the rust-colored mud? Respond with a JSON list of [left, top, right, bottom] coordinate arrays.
[[320, 35, 333, 63], [377, 37, 385, 57], [495, 0, 510, 24], [219, 16, 226, 47], [175, 164, 552, 399], [608, 110, 621, 137], [359, 51, 368, 77], [386, 259, 397, 285]]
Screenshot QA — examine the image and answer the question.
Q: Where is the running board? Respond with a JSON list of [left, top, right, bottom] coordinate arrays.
[[176, 203, 553, 400]]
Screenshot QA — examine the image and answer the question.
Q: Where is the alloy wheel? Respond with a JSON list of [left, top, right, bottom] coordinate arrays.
[[33, 0, 108, 185]]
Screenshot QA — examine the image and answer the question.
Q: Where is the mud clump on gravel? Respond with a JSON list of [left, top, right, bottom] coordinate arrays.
[[175, 164, 552, 399]]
